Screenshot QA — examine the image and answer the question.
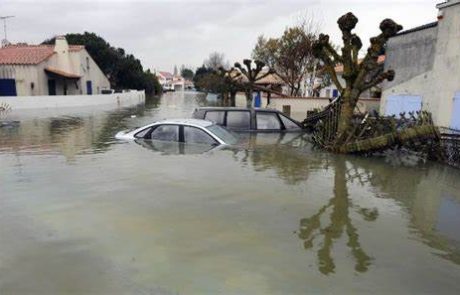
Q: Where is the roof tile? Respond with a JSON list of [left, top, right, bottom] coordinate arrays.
[[0, 44, 84, 65]]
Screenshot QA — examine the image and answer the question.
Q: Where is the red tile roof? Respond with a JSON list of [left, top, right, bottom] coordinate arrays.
[[0, 44, 84, 65], [158, 71, 173, 78]]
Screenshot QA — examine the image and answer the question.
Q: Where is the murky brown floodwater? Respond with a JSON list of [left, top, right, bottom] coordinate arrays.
[[1, 91, 460, 294]]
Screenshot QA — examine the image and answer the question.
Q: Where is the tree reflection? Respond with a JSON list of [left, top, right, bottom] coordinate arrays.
[[298, 158, 377, 275], [236, 133, 323, 185]]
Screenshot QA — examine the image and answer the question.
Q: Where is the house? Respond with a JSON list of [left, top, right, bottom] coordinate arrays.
[[0, 36, 110, 96], [156, 71, 174, 91], [381, 0, 460, 129], [172, 75, 185, 91]]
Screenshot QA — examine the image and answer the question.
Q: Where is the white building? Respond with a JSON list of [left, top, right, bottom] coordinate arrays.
[[0, 36, 110, 96], [156, 71, 185, 91], [156, 71, 173, 91], [381, 0, 460, 129]]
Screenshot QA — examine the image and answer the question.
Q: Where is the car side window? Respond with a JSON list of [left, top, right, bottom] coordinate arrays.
[[149, 125, 179, 141], [205, 111, 225, 125], [279, 114, 301, 129], [184, 126, 217, 145], [134, 127, 152, 138], [226, 111, 250, 129], [256, 112, 281, 130]]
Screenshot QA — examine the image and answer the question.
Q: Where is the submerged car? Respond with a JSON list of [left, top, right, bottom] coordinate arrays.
[[115, 118, 238, 146], [192, 107, 303, 132]]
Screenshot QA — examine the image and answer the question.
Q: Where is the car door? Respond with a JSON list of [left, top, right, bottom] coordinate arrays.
[[134, 124, 181, 154], [182, 125, 219, 154], [278, 113, 302, 131], [204, 111, 225, 125], [225, 111, 251, 131], [135, 124, 180, 141], [255, 111, 282, 132]]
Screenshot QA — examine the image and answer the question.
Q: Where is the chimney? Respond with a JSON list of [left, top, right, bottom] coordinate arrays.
[[53, 36, 72, 72], [54, 35, 69, 54]]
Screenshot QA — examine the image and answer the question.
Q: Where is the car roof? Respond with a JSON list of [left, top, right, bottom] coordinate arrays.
[[196, 107, 280, 113], [157, 118, 214, 127]]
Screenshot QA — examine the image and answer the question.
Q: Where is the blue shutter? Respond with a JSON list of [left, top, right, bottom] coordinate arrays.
[[385, 95, 422, 116], [0, 79, 17, 96], [451, 92, 460, 130]]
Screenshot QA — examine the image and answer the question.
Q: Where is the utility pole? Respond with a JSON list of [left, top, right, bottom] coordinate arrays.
[[0, 15, 14, 47]]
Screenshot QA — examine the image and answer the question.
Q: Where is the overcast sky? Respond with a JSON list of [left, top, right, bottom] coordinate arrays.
[[2, 0, 439, 73]]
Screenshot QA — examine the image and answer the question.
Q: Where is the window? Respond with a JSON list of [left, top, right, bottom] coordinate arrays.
[[184, 126, 217, 145], [226, 111, 250, 129], [279, 114, 301, 130], [256, 112, 281, 130], [205, 111, 225, 125], [134, 127, 152, 138], [206, 125, 238, 145], [86, 57, 90, 70], [150, 125, 179, 141], [325, 89, 331, 98]]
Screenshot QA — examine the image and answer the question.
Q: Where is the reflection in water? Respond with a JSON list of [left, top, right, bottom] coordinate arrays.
[[136, 139, 218, 155], [232, 133, 318, 185], [298, 159, 377, 275], [350, 158, 460, 265]]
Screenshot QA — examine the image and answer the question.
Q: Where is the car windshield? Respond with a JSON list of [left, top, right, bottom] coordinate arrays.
[[206, 124, 238, 145]]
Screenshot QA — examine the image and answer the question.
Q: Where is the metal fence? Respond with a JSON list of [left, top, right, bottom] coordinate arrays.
[[439, 127, 460, 169]]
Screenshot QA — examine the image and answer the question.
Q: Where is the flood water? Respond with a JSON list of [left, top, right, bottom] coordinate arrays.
[[1, 91, 460, 294]]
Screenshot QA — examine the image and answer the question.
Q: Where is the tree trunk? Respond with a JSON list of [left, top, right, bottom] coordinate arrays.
[[230, 91, 237, 107], [335, 90, 360, 145], [337, 124, 440, 153], [246, 89, 253, 108]]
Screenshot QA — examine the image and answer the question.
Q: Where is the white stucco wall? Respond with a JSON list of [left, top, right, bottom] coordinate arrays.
[[0, 38, 110, 97], [382, 2, 460, 127], [73, 49, 111, 94], [0, 90, 145, 112], [270, 98, 330, 121]]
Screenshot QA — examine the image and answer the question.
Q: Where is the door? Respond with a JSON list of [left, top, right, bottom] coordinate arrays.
[[48, 79, 56, 95], [256, 111, 282, 131], [0, 79, 17, 96], [86, 80, 92, 95], [385, 95, 422, 116], [451, 92, 460, 130], [226, 111, 251, 130]]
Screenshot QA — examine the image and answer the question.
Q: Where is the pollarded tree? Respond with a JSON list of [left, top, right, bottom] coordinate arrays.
[[234, 59, 273, 107], [312, 12, 402, 144]]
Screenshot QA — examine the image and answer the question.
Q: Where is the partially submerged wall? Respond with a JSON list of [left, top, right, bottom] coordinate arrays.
[[270, 97, 380, 121], [0, 90, 145, 119]]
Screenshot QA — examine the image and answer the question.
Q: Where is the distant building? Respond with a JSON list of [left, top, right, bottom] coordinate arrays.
[[156, 71, 173, 91], [0, 36, 110, 96], [156, 71, 185, 91], [381, 0, 460, 129]]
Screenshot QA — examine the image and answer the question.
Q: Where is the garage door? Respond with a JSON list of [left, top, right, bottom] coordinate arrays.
[[0, 79, 17, 96], [385, 95, 422, 116], [451, 92, 460, 130]]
